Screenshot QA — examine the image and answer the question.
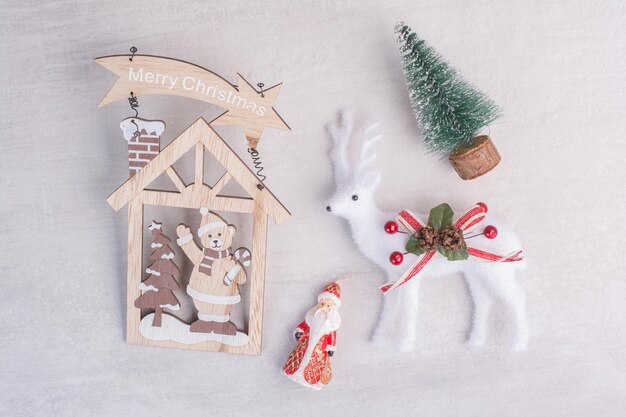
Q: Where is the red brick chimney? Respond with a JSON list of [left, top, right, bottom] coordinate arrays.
[[120, 117, 166, 177]]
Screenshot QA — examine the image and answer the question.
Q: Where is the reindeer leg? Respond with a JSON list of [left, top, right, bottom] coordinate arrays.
[[371, 285, 400, 348], [372, 270, 415, 348], [372, 274, 420, 351], [483, 267, 528, 351], [464, 270, 494, 347], [396, 278, 420, 352]]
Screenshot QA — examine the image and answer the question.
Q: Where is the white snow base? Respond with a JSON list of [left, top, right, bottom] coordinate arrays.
[[139, 313, 249, 346]]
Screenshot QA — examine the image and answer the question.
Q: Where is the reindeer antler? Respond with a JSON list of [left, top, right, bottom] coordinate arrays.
[[327, 111, 382, 183], [326, 110, 353, 184], [354, 121, 382, 177]]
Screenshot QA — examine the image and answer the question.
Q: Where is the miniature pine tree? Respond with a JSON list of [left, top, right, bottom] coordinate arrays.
[[395, 23, 502, 161], [134, 221, 180, 327]]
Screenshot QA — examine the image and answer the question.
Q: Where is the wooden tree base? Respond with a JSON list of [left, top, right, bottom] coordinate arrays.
[[448, 135, 501, 180]]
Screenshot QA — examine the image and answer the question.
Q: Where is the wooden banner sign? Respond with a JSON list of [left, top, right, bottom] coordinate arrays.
[[96, 54, 290, 149]]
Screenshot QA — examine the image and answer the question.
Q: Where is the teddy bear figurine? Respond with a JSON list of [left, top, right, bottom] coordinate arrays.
[[176, 208, 251, 336]]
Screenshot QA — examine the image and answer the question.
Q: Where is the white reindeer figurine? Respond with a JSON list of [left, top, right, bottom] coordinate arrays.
[[325, 111, 528, 352]]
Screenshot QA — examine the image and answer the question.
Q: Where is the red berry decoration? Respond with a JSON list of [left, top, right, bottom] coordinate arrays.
[[477, 202, 488, 212], [389, 251, 404, 265], [483, 225, 498, 239], [384, 221, 398, 234]]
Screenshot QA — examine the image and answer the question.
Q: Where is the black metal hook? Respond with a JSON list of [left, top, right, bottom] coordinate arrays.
[[129, 46, 137, 61], [248, 148, 266, 190], [257, 82, 265, 98], [128, 92, 139, 118], [127, 91, 140, 139]]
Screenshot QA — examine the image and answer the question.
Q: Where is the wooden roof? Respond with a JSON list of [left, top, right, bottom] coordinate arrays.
[[107, 117, 290, 224]]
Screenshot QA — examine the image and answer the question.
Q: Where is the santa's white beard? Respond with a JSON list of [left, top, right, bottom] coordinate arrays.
[[305, 305, 341, 345]]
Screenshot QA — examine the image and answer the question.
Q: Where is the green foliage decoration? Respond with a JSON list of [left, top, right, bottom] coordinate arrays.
[[396, 23, 502, 157], [405, 203, 469, 261]]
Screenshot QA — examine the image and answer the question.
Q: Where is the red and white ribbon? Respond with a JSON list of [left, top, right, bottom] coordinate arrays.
[[397, 209, 426, 233], [380, 203, 524, 294]]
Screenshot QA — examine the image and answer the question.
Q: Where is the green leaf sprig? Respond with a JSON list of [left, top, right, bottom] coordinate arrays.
[[405, 203, 469, 261]]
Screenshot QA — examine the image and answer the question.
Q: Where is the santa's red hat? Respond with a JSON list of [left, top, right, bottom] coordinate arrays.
[[318, 282, 341, 307]]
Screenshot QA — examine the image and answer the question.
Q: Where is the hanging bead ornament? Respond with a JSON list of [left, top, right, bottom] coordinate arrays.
[[384, 221, 398, 234], [389, 251, 404, 265], [483, 225, 498, 239]]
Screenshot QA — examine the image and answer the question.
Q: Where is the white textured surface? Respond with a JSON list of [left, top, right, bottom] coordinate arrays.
[[1, 1, 625, 416]]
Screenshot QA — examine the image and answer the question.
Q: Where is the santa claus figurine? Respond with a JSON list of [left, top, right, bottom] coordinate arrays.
[[283, 282, 342, 390]]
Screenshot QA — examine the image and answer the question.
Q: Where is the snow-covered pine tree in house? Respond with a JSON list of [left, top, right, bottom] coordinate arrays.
[[134, 221, 181, 327], [396, 22, 503, 180]]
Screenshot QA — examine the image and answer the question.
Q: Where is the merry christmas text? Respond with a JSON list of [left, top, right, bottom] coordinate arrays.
[[129, 67, 266, 116]]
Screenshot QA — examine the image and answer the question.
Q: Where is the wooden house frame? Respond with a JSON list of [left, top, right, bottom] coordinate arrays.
[[107, 117, 290, 355]]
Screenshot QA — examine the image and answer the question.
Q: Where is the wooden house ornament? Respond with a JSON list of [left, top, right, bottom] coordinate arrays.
[[98, 53, 291, 355], [107, 118, 290, 355]]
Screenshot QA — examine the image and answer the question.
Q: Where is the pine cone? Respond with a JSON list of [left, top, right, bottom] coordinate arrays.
[[439, 226, 465, 251], [417, 226, 440, 252]]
